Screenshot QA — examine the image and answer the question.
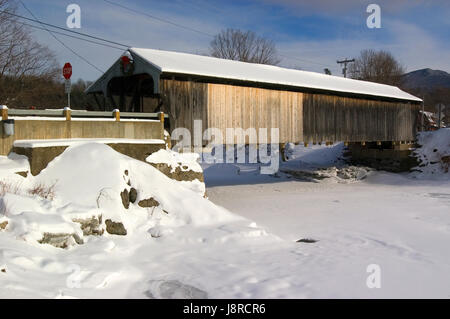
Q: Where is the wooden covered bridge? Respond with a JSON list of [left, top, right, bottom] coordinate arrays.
[[86, 48, 422, 146]]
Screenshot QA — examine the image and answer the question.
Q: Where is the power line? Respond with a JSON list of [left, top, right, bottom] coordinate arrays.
[[5, 2, 341, 74], [19, 1, 104, 73], [0, 10, 130, 49], [17, 21, 126, 51], [101, 0, 336, 71], [102, 0, 215, 38]]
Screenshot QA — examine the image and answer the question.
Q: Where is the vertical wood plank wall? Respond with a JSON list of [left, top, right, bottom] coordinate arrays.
[[160, 78, 304, 144], [206, 83, 303, 144], [303, 93, 419, 142], [160, 78, 419, 145], [160, 79, 208, 140]]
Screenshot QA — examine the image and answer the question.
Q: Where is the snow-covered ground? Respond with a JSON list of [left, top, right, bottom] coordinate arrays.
[[203, 133, 450, 298], [0, 130, 449, 298]]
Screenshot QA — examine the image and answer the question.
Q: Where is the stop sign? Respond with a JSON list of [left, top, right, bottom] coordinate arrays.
[[63, 62, 72, 80]]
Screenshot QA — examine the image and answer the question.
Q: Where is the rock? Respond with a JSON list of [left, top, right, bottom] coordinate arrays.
[[0, 221, 7, 230], [121, 189, 130, 209], [296, 238, 318, 243], [105, 219, 127, 236], [72, 216, 104, 236], [280, 168, 325, 181], [1, 268, 5, 273], [15, 171, 28, 178], [38, 233, 84, 249], [129, 188, 138, 204], [138, 197, 160, 208], [148, 163, 204, 183]]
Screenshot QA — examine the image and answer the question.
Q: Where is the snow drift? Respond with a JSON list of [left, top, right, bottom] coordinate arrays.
[[412, 128, 450, 178], [0, 143, 238, 249], [0, 143, 299, 299]]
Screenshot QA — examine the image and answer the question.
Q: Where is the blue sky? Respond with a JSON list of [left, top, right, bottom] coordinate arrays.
[[21, 0, 450, 82]]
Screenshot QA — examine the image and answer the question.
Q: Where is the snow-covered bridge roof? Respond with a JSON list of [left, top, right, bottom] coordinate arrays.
[[129, 48, 421, 102]]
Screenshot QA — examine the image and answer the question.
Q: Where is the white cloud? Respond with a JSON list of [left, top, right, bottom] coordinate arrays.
[[23, 0, 450, 81]]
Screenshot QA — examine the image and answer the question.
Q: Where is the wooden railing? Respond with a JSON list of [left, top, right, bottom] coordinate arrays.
[[0, 107, 168, 155], [1, 108, 168, 122]]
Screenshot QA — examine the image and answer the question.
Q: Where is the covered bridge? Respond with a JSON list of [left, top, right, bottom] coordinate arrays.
[[86, 48, 422, 145]]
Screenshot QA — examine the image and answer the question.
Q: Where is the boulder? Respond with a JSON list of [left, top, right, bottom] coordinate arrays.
[[149, 163, 204, 183], [129, 188, 138, 204], [0, 221, 8, 230], [120, 189, 130, 209], [138, 197, 160, 208], [105, 219, 127, 236], [15, 171, 28, 178]]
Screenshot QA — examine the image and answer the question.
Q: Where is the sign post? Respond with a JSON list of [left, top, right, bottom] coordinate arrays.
[[63, 62, 72, 108]]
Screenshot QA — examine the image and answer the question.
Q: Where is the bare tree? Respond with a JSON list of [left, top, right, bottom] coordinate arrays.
[[348, 49, 405, 86], [209, 29, 280, 65], [0, 0, 59, 104]]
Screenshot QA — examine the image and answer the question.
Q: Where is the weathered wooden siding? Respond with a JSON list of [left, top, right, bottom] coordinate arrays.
[[206, 83, 303, 144], [160, 79, 208, 141], [303, 93, 419, 142], [161, 78, 419, 145], [160, 79, 303, 144]]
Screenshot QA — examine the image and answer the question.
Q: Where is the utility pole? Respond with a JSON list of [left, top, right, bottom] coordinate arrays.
[[421, 96, 425, 131], [337, 58, 355, 78]]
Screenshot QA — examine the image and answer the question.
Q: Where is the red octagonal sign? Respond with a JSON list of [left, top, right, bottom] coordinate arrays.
[[63, 62, 72, 80]]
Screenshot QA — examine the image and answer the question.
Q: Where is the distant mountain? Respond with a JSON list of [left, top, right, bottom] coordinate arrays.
[[402, 68, 450, 91]]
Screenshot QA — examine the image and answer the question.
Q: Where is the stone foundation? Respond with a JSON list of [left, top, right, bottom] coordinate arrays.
[[346, 142, 419, 172], [13, 142, 166, 176]]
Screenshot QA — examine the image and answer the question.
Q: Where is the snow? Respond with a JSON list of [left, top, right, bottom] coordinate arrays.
[[0, 153, 29, 177], [412, 128, 450, 178], [146, 149, 203, 173], [203, 142, 450, 298], [14, 138, 165, 148], [0, 135, 449, 298], [130, 48, 421, 102]]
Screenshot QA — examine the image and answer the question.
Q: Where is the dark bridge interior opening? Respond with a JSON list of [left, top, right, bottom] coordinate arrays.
[[104, 74, 161, 113]]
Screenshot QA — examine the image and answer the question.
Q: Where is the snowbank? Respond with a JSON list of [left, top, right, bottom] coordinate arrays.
[[0, 143, 298, 299], [412, 128, 450, 179], [0, 143, 237, 249]]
